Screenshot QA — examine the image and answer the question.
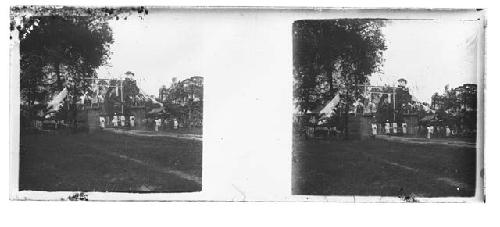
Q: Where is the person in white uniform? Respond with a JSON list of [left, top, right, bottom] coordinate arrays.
[[392, 123, 398, 134], [402, 123, 407, 134], [129, 116, 135, 128], [120, 115, 126, 127], [155, 118, 161, 131], [384, 122, 390, 134], [371, 123, 378, 136], [427, 125, 434, 139], [173, 118, 178, 130], [99, 116, 105, 129], [112, 115, 118, 127]]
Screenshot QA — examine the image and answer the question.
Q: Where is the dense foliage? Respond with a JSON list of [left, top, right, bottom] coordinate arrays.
[[293, 19, 386, 137]]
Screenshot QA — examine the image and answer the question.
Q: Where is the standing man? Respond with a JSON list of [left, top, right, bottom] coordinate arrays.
[[371, 123, 378, 136], [402, 123, 407, 134], [120, 115, 126, 127], [385, 122, 390, 134], [112, 115, 118, 128], [173, 118, 179, 130], [155, 118, 161, 131], [99, 116, 106, 129], [428, 125, 435, 139], [392, 122, 398, 134], [130, 115, 135, 128]]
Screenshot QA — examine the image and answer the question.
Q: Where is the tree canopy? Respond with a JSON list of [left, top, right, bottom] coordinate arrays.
[[293, 19, 387, 137], [293, 19, 387, 114], [19, 15, 114, 123], [13, 7, 149, 125], [431, 84, 477, 132]]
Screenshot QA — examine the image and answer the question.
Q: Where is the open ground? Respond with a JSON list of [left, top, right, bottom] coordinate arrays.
[[19, 130, 202, 193], [292, 138, 476, 198]]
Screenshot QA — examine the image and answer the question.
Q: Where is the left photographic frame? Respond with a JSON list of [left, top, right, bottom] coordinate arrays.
[[10, 6, 203, 199]]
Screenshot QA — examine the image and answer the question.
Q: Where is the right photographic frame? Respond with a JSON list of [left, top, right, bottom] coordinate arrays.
[[291, 14, 485, 202]]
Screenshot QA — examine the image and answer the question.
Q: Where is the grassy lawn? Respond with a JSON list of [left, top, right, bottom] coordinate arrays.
[[19, 131, 202, 193], [292, 138, 476, 197]]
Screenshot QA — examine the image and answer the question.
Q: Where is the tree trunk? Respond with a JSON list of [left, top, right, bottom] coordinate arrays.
[[72, 86, 78, 131], [327, 68, 335, 98], [54, 62, 68, 121], [342, 65, 350, 140], [55, 62, 63, 91], [344, 89, 349, 140]]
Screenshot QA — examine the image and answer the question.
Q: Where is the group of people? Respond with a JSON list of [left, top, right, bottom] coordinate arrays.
[[98, 114, 184, 133], [371, 122, 408, 136], [98, 115, 135, 129], [145, 117, 179, 132], [370, 121, 454, 139], [420, 125, 453, 139]]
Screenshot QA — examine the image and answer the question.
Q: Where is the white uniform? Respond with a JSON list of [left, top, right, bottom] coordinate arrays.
[[112, 116, 118, 127], [99, 116, 105, 129], [371, 123, 377, 135], [392, 123, 398, 134], [384, 123, 390, 134], [402, 123, 407, 134], [173, 119, 178, 129], [120, 115, 126, 127], [130, 116, 135, 128], [155, 119, 161, 131]]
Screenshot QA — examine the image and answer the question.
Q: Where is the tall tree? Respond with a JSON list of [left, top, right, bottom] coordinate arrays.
[[293, 19, 386, 138], [13, 6, 149, 128], [19, 15, 113, 128]]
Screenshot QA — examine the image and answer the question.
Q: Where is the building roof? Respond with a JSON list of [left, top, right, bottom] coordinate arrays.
[[148, 107, 166, 114]]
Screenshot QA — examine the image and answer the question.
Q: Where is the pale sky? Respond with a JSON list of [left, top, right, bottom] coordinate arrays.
[[97, 10, 211, 96], [371, 19, 480, 103], [97, 10, 481, 103]]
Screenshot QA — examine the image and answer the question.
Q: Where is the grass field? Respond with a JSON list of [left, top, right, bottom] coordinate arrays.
[[292, 138, 477, 198], [19, 131, 202, 193]]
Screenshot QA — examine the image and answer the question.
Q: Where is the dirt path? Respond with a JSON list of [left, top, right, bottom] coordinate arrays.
[[375, 135, 476, 148], [104, 128, 202, 141]]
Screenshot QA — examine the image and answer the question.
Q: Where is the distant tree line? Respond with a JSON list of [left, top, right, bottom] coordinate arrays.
[[430, 84, 477, 134], [157, 77, 204, 127]]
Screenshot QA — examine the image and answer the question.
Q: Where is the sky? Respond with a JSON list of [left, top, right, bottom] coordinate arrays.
[[97, 10, 481, 103], [371, 19, 480, 103], [96, 10, 211, 96]]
